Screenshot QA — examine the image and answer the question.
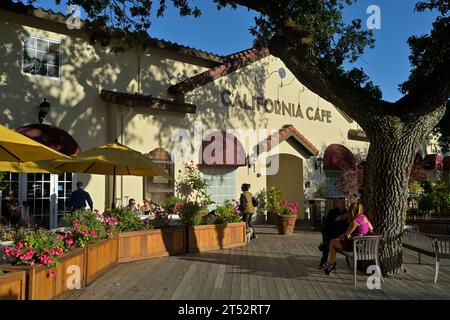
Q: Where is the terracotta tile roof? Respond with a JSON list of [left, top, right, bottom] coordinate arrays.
[[100, 89, 196, 114], [168, 47, 270, 95], [0, 0, 223, 64], [348, 129, 370, 142], [257, 125, 319, 158]]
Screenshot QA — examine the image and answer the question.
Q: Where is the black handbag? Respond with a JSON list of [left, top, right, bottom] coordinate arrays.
[[251, 197, 259, 207]]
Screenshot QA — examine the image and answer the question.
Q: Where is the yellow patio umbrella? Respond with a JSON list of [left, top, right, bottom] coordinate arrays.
[[0, 124, 70, 162], [0, 161, 61, 174], [51, 141, 171, 208]]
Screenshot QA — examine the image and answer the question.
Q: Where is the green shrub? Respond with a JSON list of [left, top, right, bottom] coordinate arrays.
[[179, 201, 203, 226], [107, 207, 152, 232], [215, 200, 241, 224], [267, 186, 284, 215]]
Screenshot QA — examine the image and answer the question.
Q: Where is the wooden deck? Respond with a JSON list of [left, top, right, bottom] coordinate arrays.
[[66, 225, 450, 300]]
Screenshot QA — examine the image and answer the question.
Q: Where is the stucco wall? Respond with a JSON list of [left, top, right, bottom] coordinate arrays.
[[0, 10, 369, 217]]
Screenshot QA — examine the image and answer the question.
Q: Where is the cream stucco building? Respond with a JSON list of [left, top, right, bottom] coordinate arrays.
[[0, 1, 372, 228]]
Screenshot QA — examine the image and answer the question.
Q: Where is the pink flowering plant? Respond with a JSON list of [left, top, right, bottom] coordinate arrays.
[[4, 228, 65, 272], [279, 201, 299, 216], [63, 210, 117, 248]]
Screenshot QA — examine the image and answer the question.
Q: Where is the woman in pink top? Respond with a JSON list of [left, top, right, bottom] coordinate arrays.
[[324, 201, 374, 275]]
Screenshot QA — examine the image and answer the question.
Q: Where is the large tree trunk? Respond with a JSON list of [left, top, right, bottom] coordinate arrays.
[[363, 107, 446, 274]]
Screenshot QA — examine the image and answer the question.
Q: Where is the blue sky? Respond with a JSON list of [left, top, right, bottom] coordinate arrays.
[[35, 0, 439, 102]]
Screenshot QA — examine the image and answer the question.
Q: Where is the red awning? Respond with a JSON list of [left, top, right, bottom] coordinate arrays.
[[199, 131, 246, 166], [423, 154, 444, 170], [323, 144, 356, 171], [16, 123, 81, 156]]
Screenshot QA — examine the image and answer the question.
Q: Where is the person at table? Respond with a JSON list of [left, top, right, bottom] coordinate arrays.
[[319, 198, 350, 269], [140, 198, 154, 215], [324, 201, 374, 275], [127, 198, 140, 214], [4, 199, 24, 226], [69, 181, 93, 212]]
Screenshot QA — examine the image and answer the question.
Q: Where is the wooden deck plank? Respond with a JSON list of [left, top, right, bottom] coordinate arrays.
[[66, 226, 450, 300]]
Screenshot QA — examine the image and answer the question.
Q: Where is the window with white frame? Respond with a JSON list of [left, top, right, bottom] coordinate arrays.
[[200, 167, 237, 211], [22, 36, 61, 79], [324, 170, 343, 197]]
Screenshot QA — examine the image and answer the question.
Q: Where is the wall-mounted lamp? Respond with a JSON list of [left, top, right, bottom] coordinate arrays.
[[278, 67, 287, 81], [38, 98, 50, 124], [247, 153, 258, 172]]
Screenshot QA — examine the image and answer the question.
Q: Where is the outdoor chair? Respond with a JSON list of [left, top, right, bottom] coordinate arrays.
[[430, 235, 450, 283], [402, 229, 450, 282], [340, 234, 383, 286]]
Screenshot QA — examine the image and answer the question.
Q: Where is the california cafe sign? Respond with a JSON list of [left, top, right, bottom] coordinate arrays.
[[220, 90, 332, 123]]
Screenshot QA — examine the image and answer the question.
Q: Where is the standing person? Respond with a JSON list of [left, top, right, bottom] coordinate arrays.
[[319, 198, 349, 269], [239, 183, 257, 239], [69, 181, 93, 212]]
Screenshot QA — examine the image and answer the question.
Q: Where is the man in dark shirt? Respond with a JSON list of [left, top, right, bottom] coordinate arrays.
[[69, 181, 93, 211], [319, 198, 349, 268]]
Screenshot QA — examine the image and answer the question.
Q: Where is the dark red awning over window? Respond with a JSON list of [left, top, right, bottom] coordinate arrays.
[[323, 144, 356, 171], [423, 154, 444, 170], [199, 131, 246, 166], [16, 123, 81, 156]]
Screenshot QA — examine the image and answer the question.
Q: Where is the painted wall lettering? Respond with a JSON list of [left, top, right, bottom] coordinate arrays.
[[220, 90, 332, 123]]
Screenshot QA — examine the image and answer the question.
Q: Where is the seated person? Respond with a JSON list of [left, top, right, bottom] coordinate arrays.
[[140, 198, 154, 215], [319, 198, 349, 269], [5, 200, 24, 226], [127, 198, 140, 214], [324, 201, 373, 275]]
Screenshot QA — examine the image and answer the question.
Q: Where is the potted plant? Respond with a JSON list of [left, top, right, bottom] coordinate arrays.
[[276, 201, 299, 235], [109, 207, 186, 263], [187, 200, 246, 252], [1, 228, 82, 300], [64, 210, 118, 285], [266, 186, 283, 224]]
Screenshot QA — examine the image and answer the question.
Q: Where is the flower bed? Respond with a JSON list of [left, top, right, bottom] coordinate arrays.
[[187, 222, 246, 253], [0, 269, 26, 300], [85, 236, 118, 285], [118, 227, 186, 263], [0, 247, 86, 300]]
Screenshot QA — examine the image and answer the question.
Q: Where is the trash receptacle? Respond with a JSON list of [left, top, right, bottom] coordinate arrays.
[[308, 198, 327, 230]]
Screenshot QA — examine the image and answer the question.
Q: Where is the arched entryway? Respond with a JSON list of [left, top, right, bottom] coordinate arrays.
[[266, 153, 304, 219]]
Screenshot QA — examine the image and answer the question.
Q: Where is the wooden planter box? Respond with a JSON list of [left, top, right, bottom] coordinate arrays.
[[0, 269, 26, 300], [85, 236, 118, 285], [0, 247, 86, 300], [118, 228, 186, 263], [188, 222, 246, 253]]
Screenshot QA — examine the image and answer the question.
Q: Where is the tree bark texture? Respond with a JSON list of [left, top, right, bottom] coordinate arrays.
[[363, 106, 446, 274]]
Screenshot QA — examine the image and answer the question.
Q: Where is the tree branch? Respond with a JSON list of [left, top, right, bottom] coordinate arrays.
[[266, 22, 392, 129]]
